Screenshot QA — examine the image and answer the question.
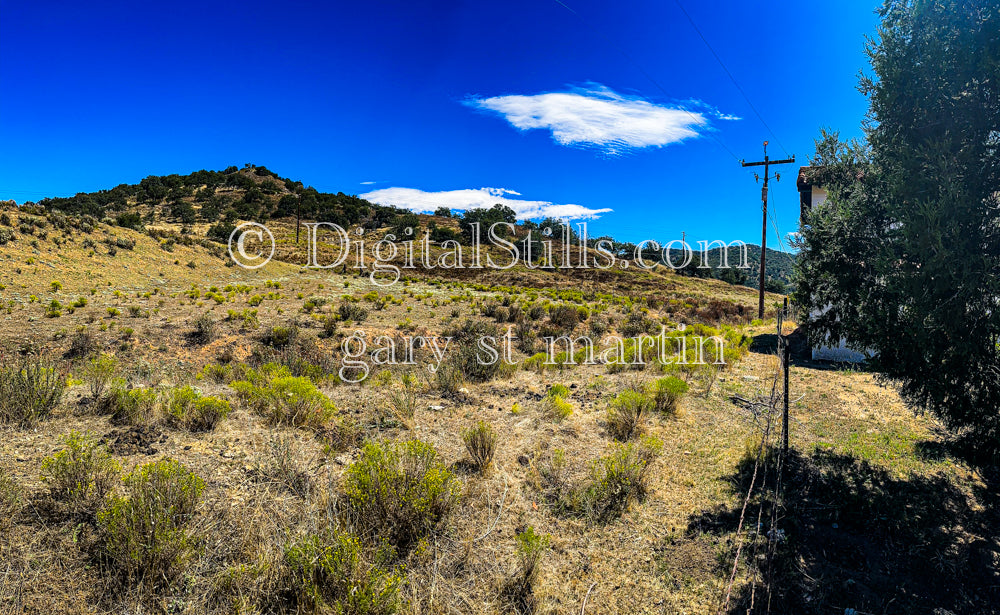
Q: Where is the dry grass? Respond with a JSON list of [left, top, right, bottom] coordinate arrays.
[[0, 205, 993, 615]]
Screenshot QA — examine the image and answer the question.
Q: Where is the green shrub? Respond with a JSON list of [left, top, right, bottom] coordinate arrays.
[[263, 338, 338, 383], [604, 337, 651, 374], [231, 367, 336, 428], [191, 313, 216, 344], [101, 381, 158, 425], [283, 531, 403, 615], [225, 308, 260, 330], [543, 395, 573, 422], [319, 314, 338, 338], [338, 302, 369, 323], [261, 324, 299, 348], [205, 291, 225, 304], [344, 439, 459, 549], [440, 320, 514, 382], [514, 525, 549, 587], [542, 385, 573, 422], [521, 351, 549, 374], [41, 431, 120, 515], [97, 458, 204, 585], [383, 372, 419, 420], [462, 420, 497, 473], [515, 320, 537, 354], [548, 304, 580, 330], [578, 436, 662, 522], [481, 300, 500, 319], [536, 448, 569, 509], [547, 384, 570, 398], [450, 342, 514, 384], [66, 330, 97, 359], [648, 376, 688, 414], [589, 314, 610, 336], [0, 469, 22, 528], [165, 385, 231, 432], [503, 526, 550, 613], [45, 299, 62, 318], [620, 310, 656, 337], [434, 361, 464, 395], [606, 389, 653, 441], [199, 362, 232, 383], [83, 353, 117, 400], [0, 356, 67, 427]]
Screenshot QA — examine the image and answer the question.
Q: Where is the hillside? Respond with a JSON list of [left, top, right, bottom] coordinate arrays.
[[20, 165, 798, 291], [667, 244, 798, 292], [0, 191, 993, 615]]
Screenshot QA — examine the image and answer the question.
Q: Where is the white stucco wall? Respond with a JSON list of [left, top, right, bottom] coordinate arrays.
[[811, 186, 828, 208]]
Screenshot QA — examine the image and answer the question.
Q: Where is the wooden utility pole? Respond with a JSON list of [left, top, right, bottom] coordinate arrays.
[[741, 142, 795, 319]]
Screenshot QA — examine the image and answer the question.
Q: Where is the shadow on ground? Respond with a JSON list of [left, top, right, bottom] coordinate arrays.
[[686, 447, 1000, 615]]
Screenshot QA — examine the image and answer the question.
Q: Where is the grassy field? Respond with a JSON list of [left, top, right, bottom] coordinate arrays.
[[0, 205, 996, 615]]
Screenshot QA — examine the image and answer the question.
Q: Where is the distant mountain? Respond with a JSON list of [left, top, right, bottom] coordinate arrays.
[[730, 244, 797, 293], [660, 243, 797, 293]]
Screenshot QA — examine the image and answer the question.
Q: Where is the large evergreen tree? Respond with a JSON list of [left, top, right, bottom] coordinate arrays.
[[795, 0, 1000, 449]]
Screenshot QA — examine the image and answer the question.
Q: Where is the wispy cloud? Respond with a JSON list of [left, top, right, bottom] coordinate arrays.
[[359, 181, 377, 185], [359, 186, 612, 220], [464, 85, 732, 155]]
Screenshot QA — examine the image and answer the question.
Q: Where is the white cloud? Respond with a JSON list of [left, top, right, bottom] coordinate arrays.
[[465, 85, 727, 154], [359, 186, 612, 220], [359, 181, 377, 185]]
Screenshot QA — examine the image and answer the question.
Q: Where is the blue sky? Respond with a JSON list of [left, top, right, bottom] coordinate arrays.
[[0, 0, 879, 249]]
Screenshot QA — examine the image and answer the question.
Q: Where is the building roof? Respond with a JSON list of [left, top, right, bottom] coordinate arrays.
[[797, 165, 825, 191]]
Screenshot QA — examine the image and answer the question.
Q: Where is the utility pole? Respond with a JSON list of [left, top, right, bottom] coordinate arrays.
[[741, 142, 795, 319]]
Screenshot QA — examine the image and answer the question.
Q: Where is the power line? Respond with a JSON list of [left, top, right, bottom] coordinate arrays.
[[551, 0, 742, 163], [768, 206, 786, 252], [672, 0, 792, 158], [765, 172, 796, 254]]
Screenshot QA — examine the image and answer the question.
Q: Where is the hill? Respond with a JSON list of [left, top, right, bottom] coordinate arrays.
[[21, 165, 797, 292]]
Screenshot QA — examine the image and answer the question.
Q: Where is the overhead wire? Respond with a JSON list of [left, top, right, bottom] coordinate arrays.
[[672, 0, 792, 158], [768, 205, 787, 253], [551, 0, 742, 163]]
